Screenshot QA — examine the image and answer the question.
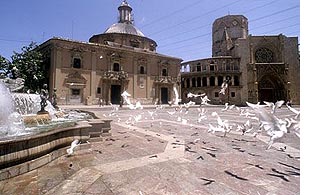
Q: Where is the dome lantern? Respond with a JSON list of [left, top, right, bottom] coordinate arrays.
[[118, 0, 133, 24]]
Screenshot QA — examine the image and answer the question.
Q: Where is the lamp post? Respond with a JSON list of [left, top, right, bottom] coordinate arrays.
[[226, 77, 231, 104]]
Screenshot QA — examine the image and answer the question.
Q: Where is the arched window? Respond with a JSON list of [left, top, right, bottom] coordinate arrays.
[[202, 77, 207, 87], [113, 63, 120, 71], [210, 76, 215, 86], [255, 47, 274, 63], [218, 76, 224, 86], [186, 78, 190, 88], [197, 77, 202, 87], [192, 78, 196, 87]]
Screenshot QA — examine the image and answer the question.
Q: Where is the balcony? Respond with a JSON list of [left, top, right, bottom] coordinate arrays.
[[154, 76, 179, 84], [103, 70, 128, 80]]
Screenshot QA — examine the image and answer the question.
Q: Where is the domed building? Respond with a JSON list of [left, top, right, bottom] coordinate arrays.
[[181, 15, 300, 105], [38, 0, 182, 105]]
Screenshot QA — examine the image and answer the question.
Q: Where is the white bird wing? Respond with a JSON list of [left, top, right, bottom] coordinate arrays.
[[71, 139, 80, 149], [121, 91, 131, 97], [275, 100, 285, 108], [286, 105, 300, 115], [263, 101, 274, 108], [173, 87, 179, 104], [246, 101, 268, 109]]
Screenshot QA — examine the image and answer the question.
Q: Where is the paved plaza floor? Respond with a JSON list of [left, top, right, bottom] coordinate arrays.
[[0, 105, 300, 195]]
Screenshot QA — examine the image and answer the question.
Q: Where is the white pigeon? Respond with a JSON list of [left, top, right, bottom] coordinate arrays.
[[285, 118, 300, 137], [246, 102, 288, 149], [286, 104, 300, 119], [219, 82, 228, 95], [135, 101, 143, 109], [187, 92, 205, 98], [221, 103, 235, 111], [211, 112, 232, 136], [240, 108, 256, 117], [208, 123, 225, 134], [263, 100, 285, 113], [183, 101, 196, 108], [148, 111, 156, 119], [67, 139, 80, 155], [173, 86, 181, 105], [243, 120, 254, 134], [200, 95, 211, 105]]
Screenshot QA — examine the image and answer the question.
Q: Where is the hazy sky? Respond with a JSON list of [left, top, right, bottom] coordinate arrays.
[[1, 0, 300, 62]]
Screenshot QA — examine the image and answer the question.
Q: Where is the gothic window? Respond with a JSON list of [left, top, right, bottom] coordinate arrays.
[[113, 63, 120, 71], [73, 58, 81, 69], [255, 47, 274, 63], [181, 80, 185, 88], [231, 92, 236, 97]]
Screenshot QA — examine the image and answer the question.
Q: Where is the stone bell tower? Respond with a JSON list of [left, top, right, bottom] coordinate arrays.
[[212, 15, 248, 56]]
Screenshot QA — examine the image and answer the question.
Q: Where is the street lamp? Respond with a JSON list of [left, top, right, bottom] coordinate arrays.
[[226, 77, 231, 104]]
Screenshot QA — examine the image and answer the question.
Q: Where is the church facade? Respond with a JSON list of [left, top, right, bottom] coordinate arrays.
[[38, 1, 182, 105], [181, 15, 300, 105]]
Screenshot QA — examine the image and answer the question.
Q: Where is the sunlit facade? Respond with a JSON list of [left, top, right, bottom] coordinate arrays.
[[38, 1, 182, 105], [181, 15, 300, 105]]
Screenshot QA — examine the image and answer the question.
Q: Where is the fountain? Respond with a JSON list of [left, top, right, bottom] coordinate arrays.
[[0, 77, 112, 180]]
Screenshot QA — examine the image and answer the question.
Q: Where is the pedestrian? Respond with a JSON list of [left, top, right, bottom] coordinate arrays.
[[99, 98, 103, 107]]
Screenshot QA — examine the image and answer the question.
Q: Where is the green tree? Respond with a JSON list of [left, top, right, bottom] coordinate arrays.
[[0, 55, 11, 77], [11, 42, 45, 92]]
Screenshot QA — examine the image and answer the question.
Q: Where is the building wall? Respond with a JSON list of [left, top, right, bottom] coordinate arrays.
[[181, 15, 299, 105], [39, 38, 181, 105]]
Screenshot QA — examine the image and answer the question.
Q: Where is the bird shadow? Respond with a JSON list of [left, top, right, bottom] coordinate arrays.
[[278, 162, 300, 171], [224, 170, 248, 181], [266, 173, 290, 182], [200, 177, 215, 185]]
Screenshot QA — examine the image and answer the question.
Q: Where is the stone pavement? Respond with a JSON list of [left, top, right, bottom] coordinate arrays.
[[0, 105, 300, 195]]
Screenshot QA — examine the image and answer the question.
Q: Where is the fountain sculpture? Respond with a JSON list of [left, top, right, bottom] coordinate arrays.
[[0, 75, 112, 180]]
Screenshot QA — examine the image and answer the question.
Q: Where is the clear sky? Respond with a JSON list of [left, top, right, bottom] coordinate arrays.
[[1, 0, 300, 62]]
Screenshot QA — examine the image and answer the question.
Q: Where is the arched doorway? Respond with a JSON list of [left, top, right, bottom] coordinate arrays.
[[258, 75, 286, 103]]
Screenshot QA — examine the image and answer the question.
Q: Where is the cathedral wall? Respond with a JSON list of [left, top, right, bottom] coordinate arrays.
[[284, 37, 300, 104]]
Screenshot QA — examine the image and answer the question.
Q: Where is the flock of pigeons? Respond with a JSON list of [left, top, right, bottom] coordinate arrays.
[[66, 89, 300, 156]]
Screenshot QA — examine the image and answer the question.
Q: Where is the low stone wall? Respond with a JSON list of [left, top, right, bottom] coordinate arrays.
[[0, 118, 112, 180]]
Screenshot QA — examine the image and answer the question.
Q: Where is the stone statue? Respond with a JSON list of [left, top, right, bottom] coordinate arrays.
[[51, 88, 58, 109], [38, 84, 49, 114]]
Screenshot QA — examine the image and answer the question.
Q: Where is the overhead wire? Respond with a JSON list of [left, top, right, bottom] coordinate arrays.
[[158, 5, 300, 49], [147, 0, 245, 36], [139, 0, 204, 29]]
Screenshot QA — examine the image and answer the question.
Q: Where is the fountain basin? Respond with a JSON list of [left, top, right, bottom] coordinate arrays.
[[0, 121, 91, 180]]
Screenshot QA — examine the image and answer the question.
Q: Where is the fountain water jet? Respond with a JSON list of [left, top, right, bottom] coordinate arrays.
[[0, 77, 111, 181]]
